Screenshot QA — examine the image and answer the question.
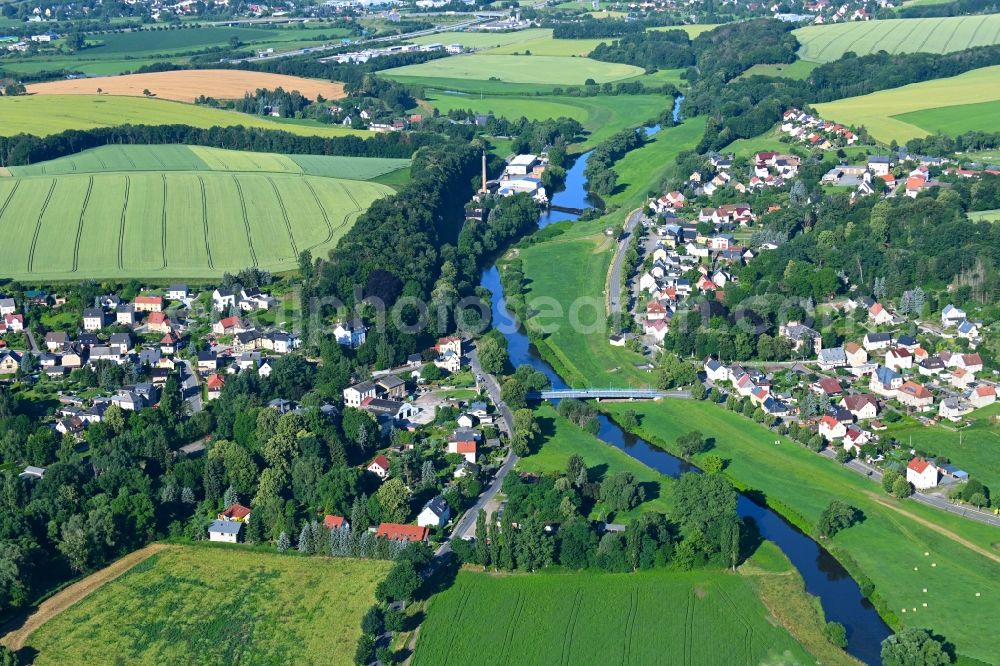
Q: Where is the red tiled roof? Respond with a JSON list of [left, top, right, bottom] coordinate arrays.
[[220, 503, 251, 520], [899, 381, 931, 398], [975, 385, 996, 397], [323, 515, 345, 529], [818, 377, 843, 394], [376, 523, 428, 543], [148, 312, 167, 324], [369, 455, 390, 471], [820, 415, 840, 429], [135, 295, 162, 305], [908, 458, 930, 474], [206, 373, 225, 390], [456, 441, 476, 454]]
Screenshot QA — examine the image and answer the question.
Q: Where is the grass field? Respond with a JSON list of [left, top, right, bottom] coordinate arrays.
[[410, 28, 606, 56], [413, 565, 821, 665], [0, 95, 368, 138], [601, 400, 1000, 664], [0, 148, 395, 279], [794, 15, 1000, 62], [813, 65, 1000, 143], [382, 54, 643, 86], [26, 70, 345, 103], [8, 144, 410, 180], [517, 404, 673, 519], [969, 208, 1000, 221], [28, 545, 390, 666], [884, 403, 1000, 491], [422, 92, 673, 148], [517, 118, 705, 388], [736, 59, 819, 80]]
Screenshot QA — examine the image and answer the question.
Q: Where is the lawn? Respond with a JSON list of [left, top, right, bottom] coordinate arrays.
[[969, 208, 1000, 222], [0, 166, 391, 279], [516, 118, 706, 388], [381, 54, 643, 86], [9, 144, 410, 180], [794, 15, 1000, 63], [0, 95, 368, 138], [517, 404, 673, 518], [28, 545, 390, 666], [736, 59, 819, 80], [412, 565, 822, 666], [421, 92, 673, 149], [813, 65, 1000, 144], [600, 400, 1000, 664], [884, 403, 1000, 491]]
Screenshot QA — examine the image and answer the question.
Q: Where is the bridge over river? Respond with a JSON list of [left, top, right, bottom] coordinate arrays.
[[527, 388, 690, 400]]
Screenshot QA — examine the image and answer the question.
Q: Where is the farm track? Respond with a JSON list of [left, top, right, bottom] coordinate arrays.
[[559, 589, 583, 666], [71, 177, 94, 273], [304, 179, 336, 247], [967, 15, 987, 49], [268, 177, 299, 257], [117, 176, 131, 270], [0, 180, 21, 225], [683, 590, 694, 665], [198, 176, 214, 269], [160, 174, 168, 269], [837, 21, 884, 61], [940, 16, 969, 54], [620, 588, 638, 666], [716, 582, 754, 660], [497, 591, 525, 664], [890, 20, 923, 55], [0, 543, 173, 651], [231, 175, 258, 267], [26, 179, 57, 273]]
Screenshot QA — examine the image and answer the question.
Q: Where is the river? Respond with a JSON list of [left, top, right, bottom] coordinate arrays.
[[479, 94, 890, 664]]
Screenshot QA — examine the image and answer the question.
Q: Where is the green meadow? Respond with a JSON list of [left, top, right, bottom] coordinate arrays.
[[423, 92, 674, 148], [0, 95, 368, 138], [29, 545, 390, 666], [601, 400, 1000, 664], [382, 54, 643, 86], [794, 15, 1000, 62]]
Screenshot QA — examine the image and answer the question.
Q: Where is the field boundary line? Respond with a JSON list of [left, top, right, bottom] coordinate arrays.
[[303, 179, 336, 248], [267, 177, 299, 258], [620, 587, 638, 666], [865, 491, 1000, 564], [0, 180, 21, 224], [160, 174, 168, 270], [26, 179, 57, 273], [198, 176, 214, 269], [0, 543, 173, 651], [560, 589, 583, 666], [72, 176, 94, 273], [232, 175, 258, 267], [117, 176, 131, 271]]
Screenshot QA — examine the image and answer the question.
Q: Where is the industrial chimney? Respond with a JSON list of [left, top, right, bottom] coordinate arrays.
[[481, 151, 488, 194]]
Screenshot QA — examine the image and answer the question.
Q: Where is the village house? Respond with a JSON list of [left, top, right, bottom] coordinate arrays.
[[869, 366, 903, 396], [213, 288, 237, 312], [939, 398, 972, 422], [376, 523, 429, 543], [82, 308, 106, 331], [885, 348, 912, 371], [166, 284, 189, 301], [323, 515, 348, 530], [376, 375, 407, 400], [896, 381, 933, 409], [863, 332, 892, 351], [0, 351, 20, 374], [704, 358, 730, 383], [969, 385, 996, 409], [779, 321, 822, 352], [817, 346, 847, 370], [869, 303, 894, 325], [417, 495, 451, 528], [841, 393, 879, 420], [0, 298, 15, 316], [133, 295, 162, 313], [448, 428, 479, 464], [219, 503, 252, 522], [147, 311, 171, 334], [940, 304, 966, 327], [0, 313, 24, 333], [208, 519, 242, 543], [213, 316, 248, 336], [344, 381, 377, 408], [206, 373, 225, 400], [367, 455, 391, 480], [116, 304, 136, 326], [906, 457, 938, 490], [842, 425, 870, 453], [819, 415, 847, 440], [360, 397, 413, 422], [333, 319, 367, 348]]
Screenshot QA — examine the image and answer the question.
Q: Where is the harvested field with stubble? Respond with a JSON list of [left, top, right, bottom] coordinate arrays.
[[26, 69, 345, 103]]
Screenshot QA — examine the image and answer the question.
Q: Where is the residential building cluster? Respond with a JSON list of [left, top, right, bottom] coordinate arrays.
[[781, 108, 858, 148]]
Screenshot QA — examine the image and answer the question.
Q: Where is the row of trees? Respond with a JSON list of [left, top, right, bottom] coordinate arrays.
[[583, 127, 646, 196], [589, 30, 696, 71]]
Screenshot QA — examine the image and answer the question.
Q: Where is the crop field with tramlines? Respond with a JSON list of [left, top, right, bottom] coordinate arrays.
[[411, 569, 813, 666], [794, 14, 1000, 62], [27, 545, 390, 666], [0, 146, 401, 279]]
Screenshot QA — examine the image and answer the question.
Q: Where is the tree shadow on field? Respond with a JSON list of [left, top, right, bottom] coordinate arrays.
[[638, 480, 660, 504], [588, 463, 609, 483], [415, 556, 459, 602]]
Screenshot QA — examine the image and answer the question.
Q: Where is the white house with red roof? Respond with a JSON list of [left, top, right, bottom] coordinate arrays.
[[819, 415, 847, 440], [885, 348, 912, 371], [969, 385, 996, 409], [367, 455, 391, 480], [868, 302, 894, 325], [842, 425, 870, 453], [906, 458, 938, 490], [218, 503, 252, 522], [205, 373, 225, 401], [323, 515, 348, 530], [376, 523, 429, 543]]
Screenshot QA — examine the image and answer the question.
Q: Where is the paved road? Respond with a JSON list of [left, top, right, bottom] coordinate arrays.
[[606, 208, 646, 317], [435, 345, 517, 557], [820, 448, 1000, 527], [177, 360, 203, 414], [24, 327, 39, 353]]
